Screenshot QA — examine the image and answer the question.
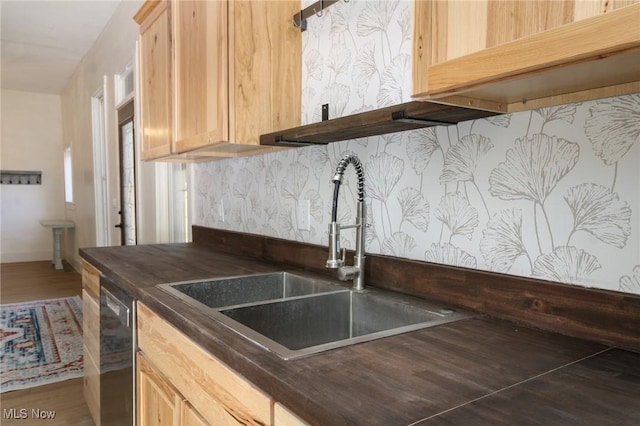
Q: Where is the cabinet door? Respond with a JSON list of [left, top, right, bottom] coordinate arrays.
[[137, 302, 273, 425], [82, 261, 101, 425], [82, 259, 100, 300], [412, 0, 640, 110], [82, 289, 100, 375], [274, 403, 308, 426], [137, 1, 173, 160], [83, 345, 101, 426], [173, 0, 228, 153], [137, 353, 182, 426], [416, 0, 638, 71], [134, 0, 301, 160], [230, 0, 300, 145], [82, 290, 101, 425], [172, 0, 300, 155], [180, 401, 209, 426]]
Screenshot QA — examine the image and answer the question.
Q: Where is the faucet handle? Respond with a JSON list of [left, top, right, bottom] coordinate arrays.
[[341, 248, 347, 264], [337, 265, 359, 282]]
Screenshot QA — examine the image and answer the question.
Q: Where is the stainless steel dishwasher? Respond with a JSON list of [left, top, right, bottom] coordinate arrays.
[[100, 275, 135, 426]]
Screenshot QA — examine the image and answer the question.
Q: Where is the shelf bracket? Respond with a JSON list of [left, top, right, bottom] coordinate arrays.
[[391, 110, 455, 127], [273, 136, 329, 147]]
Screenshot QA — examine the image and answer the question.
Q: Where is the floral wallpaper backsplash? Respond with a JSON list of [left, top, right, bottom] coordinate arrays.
[[193, 0, 639, 295], [300, 0, 412, 122]]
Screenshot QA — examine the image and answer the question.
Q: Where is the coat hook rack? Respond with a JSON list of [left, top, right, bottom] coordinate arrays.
[[293, 0, 344, 31], [0, 170, 42, 185]]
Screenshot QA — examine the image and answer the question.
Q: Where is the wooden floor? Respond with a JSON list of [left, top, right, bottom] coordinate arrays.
[[1, 261, 94, 426]]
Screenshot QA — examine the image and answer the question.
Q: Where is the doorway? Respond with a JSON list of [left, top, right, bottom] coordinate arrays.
[[91, 85, 109, 246], [116, 100, 137, 245]]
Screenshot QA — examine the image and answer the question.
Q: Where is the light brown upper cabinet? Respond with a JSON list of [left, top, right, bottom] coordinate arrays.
[[136, 1, 173, 160], [412, 0, 640, 112], [135, 0, 301, 161]]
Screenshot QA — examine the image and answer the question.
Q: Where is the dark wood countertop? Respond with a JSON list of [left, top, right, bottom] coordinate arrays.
[[80, 243, 640, 425]]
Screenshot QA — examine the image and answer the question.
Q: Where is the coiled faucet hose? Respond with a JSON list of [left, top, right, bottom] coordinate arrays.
[[332, 154, 365, 202]]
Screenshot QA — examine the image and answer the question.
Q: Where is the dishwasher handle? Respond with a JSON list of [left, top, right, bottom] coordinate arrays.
[[103, 286, 131, 328]]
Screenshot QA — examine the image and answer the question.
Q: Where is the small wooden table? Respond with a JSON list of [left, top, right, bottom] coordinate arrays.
[[39, 220, 75, 270]]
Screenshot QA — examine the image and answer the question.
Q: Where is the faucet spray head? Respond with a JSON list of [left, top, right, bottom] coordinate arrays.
[[331, 172, 344, 184]]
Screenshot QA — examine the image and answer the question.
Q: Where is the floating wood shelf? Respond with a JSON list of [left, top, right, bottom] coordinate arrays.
[[260, 101, 499, 146]]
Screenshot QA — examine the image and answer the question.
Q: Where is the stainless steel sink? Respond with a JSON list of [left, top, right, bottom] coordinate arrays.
[[219, 289, 473, 359], [158, 272, 341, 309], [158, 272, 475, 360]]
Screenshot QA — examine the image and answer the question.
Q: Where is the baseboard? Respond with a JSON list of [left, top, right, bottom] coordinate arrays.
[[66, 255, 82, 273], [0, 250, 51, 263]]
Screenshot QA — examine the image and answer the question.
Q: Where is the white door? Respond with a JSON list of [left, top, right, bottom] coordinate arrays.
[[116, 100, 137, 245]]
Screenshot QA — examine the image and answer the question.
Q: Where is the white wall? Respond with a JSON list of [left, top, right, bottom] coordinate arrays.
[[192, 0, 640, 295], [60, 0, 166, 270], [1, 90, 65, 263]]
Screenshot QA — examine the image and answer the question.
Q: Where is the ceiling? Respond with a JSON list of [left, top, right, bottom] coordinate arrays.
[[1, 1, 121, 94]]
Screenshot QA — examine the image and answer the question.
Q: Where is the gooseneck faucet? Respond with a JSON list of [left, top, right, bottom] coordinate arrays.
[[326, 154, 366, 290]]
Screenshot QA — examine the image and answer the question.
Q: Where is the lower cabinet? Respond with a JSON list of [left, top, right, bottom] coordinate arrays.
[[137, 353, 207, 426], [136, 302, 308, 425], [82, 260, 101, 425], [274, 403, 308, 426]]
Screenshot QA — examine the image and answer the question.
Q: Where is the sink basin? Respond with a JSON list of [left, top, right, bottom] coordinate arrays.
[[159, 272, 474, 360], [158, 272, 342, 309], [219, 289, 473, 359]]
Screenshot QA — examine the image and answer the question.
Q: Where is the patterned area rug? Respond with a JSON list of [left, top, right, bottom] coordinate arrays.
[[0, 296, 83, 393]]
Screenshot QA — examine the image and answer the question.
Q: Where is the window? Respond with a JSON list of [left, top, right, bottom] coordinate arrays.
[[63, 146, 73, 203], [115, 61, 134, 106]]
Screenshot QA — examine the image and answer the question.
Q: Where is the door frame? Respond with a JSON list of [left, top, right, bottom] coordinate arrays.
[[91, 82, 110, 246], [117, 99, 137, 245]]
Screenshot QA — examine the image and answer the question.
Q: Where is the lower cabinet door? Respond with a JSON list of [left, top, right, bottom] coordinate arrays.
[[82, 287, 100, 425], [137, 353, 182, 425], [180, 401, 208, 426], [137, 352, 212, 426], [274, 403, 308, 426], [137, 302, 273, 425]]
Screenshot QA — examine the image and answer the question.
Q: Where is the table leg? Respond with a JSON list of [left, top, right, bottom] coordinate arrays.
[[52, 228, 63, 270]]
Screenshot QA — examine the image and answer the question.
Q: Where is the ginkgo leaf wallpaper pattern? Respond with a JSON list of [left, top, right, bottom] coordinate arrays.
[[193, 0, 639, 295]]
